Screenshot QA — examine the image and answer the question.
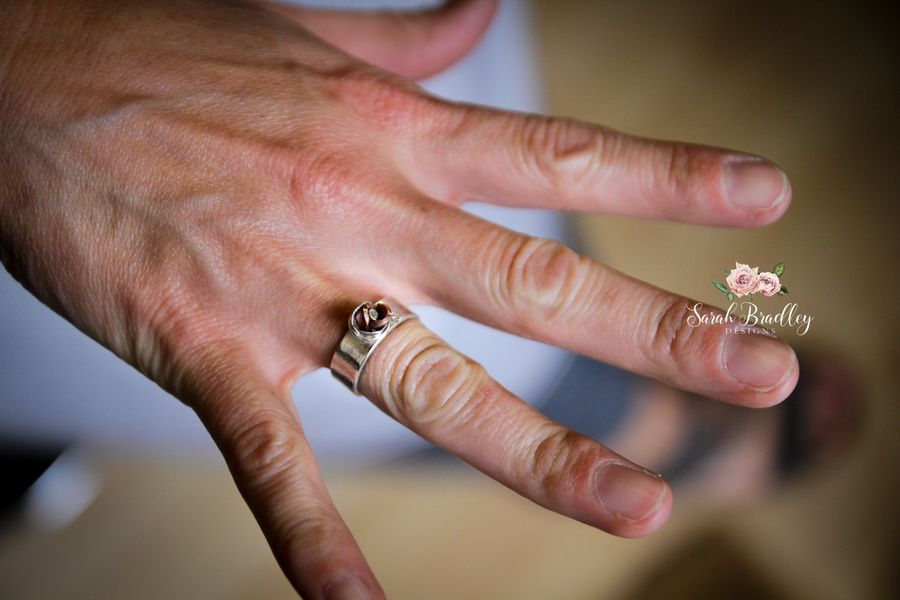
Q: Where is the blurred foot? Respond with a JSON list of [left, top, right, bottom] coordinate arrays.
[[604, 349, 863, 506]]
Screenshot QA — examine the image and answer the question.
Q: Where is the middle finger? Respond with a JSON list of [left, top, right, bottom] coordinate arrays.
[[405, 202, 798, 407]]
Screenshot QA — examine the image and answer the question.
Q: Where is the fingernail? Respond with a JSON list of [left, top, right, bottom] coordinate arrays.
[[324, 576, 371, 600], [724, 333, 796, 390], [595, 463, 667, 522], [724, 157, 789, 209]]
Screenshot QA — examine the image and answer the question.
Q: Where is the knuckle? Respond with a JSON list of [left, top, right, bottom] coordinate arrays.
[[286, 149, 359, 211], [392, 338, 493, 430], [323, 67, 431, 129], [519, 116, 605, 193], [643, 295, 713, 372], [527, 426, 602, 499], [282, 146, 398, 228], [116, 283, 226, 394], [230, 410, 301, 488], [655, 143, 718, 211], [276, 511, 331, 558], [494, 236, 590, 333], [660, 143, 695, 199]]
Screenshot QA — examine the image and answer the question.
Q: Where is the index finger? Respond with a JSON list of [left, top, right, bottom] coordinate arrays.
[[397, 102, 791, 226]]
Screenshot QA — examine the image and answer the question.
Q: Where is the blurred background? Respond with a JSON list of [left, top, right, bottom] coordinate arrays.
[[1, 1, 898, 598]]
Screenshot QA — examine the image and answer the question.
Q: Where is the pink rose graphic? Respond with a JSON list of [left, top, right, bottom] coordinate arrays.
[[713, 261, 787, 300], [755, 272, 781, 297], [725, 262, 759, 298]]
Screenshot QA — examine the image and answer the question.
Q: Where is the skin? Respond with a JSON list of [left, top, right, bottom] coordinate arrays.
[[0, 1, 799, 598]]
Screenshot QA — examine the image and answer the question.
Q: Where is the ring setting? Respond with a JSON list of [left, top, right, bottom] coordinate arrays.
[[330, 297, 418, 395], [352, 300, 393, 335]]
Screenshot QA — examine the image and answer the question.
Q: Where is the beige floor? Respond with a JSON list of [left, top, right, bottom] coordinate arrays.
[[1, 2, 897, 599]]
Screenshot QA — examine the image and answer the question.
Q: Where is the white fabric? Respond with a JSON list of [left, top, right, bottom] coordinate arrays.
[[0, 0, 567, 462]]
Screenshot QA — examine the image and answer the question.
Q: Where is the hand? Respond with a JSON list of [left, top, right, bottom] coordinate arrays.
[[0, 1, 797, 597]]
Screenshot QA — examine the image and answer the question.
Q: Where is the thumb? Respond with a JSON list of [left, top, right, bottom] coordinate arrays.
[[262, 0, 498, 79]]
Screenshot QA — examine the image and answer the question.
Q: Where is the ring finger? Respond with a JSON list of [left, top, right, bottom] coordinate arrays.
[[357, 317, 673, 537]]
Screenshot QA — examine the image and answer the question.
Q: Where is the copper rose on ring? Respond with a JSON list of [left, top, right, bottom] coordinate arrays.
[[352, 300, 392, 334]]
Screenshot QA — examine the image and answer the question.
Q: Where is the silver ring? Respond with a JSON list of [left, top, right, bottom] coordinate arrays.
[[330, 297, 418, 395]]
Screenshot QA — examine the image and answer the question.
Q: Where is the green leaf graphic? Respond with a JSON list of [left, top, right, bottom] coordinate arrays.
[[727, 292, 735, 302], [713, 281, 729, 294], [778, 285, 788, 296], [773, 262, 785, 277]]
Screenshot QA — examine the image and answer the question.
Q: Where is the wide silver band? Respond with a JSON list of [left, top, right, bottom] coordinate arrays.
[[330, 297, 418, 395]]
